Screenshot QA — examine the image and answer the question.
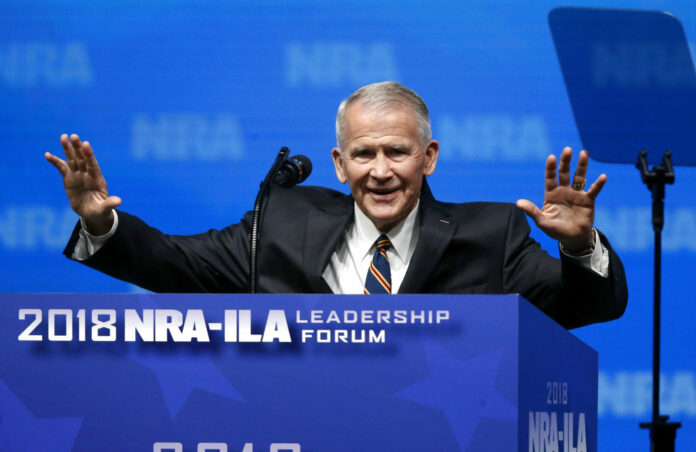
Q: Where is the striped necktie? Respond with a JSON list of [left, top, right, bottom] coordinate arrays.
[[364, 234, 392, 294]]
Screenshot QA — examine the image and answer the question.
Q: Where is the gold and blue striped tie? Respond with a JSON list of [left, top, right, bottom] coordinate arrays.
[[364, 234, 392, 294]]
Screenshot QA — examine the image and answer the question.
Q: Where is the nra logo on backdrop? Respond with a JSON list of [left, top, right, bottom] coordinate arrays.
[[591, 41, 695, 89], [435, 114, 551, 162], [0, 42, 93, 88], [599, 371, 696, 418], [0, 206, 75, 251], [595, 207, 696, 253], [284, 41, 399, 88], [131, 113, 246, 161]]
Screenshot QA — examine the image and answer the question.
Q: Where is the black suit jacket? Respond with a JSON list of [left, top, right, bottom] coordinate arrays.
[[64, 184, 627, 329]]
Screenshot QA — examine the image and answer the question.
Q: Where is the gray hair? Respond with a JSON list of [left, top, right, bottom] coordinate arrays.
[[335, 81, 432, 150]]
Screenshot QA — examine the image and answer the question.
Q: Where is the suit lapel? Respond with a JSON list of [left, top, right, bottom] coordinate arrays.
[[398, 198, 456, 293], [303, 195, 354, 293]]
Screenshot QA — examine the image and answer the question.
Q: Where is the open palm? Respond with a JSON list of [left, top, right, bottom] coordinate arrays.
[[45, 134, 121, 235], [517, 147, 606, 252]]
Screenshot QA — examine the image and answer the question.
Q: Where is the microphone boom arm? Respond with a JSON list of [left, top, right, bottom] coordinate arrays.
[[249, 147, 290, 293]]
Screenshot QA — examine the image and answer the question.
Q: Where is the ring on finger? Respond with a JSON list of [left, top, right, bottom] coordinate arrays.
[[572, 180, 585, 191]]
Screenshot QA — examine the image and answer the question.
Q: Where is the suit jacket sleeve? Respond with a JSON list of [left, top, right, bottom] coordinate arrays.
[[63, 210, 252, 293], [502, 206, 627, 329]]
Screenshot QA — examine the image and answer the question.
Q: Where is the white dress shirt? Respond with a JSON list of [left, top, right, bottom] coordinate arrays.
[[322, 201, 421, 294], [73, 212, 120, 260]]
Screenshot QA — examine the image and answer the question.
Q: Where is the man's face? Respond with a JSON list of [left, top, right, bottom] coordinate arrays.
[[332, 102, 439, 232]]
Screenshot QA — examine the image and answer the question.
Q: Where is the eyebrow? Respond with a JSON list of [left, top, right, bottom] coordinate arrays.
[[385, 144, 410, 152], [348, 144, 411, 155], [347, 146, 372, 156]]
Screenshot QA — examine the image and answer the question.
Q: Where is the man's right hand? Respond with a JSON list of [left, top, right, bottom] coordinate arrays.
[[45, 134, 122, 236]]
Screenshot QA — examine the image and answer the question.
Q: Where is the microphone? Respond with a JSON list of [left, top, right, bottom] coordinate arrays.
[[274, 155, 312, 187]]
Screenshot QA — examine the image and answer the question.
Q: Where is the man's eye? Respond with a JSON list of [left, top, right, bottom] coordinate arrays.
[[389, 149, 409, 159]]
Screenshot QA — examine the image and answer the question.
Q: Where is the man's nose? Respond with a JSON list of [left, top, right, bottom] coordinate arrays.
[[370, 153, 393, 179]]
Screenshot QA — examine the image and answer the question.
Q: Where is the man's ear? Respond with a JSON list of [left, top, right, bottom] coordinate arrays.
[[423, 140, 439, 176], [332, 147, 347, 183]]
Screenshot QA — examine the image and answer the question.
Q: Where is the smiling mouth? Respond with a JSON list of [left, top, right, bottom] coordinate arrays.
[[368, 188, 399, 200]]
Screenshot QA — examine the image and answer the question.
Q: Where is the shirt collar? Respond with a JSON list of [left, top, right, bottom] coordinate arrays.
[[351, 199, 420, 265]]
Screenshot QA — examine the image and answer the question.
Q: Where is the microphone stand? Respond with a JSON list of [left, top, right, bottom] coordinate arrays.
[[249, 147, 290, 293], [636, 150, 681, 451]]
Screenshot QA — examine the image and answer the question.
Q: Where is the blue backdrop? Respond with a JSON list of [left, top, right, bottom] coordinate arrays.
[[1, 0, 695, 450]]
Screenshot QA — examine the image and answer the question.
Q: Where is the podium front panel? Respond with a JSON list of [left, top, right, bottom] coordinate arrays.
[[0, 294, 596, 451]]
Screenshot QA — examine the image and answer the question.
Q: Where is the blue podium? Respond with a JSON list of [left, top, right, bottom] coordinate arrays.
[[0, 294, 596, 451]]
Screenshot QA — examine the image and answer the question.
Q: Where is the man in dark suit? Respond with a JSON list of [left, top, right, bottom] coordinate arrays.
[[46, 82, 627, 329]]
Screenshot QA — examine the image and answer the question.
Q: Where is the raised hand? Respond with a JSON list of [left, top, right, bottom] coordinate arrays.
[[45, 134, 121, 235], [516, 147, 606, 253]]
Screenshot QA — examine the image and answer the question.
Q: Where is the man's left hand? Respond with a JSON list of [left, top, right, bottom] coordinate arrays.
[[516, 147, 606, 253]]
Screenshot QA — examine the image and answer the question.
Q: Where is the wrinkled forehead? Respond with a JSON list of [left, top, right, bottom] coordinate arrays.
[[341, 103, 421, 149], [347, 98, 417, 120], [343, 101, 420, 134], [345, 101, 418, 127]]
